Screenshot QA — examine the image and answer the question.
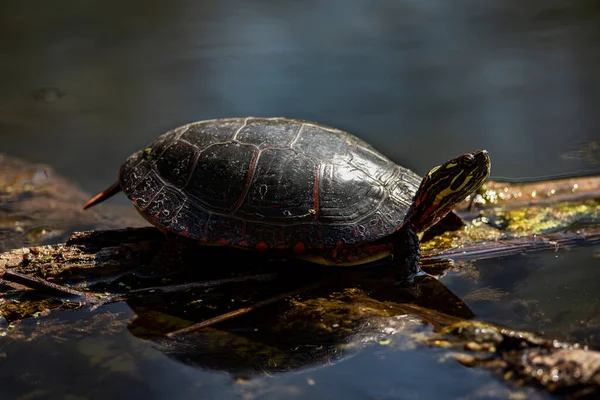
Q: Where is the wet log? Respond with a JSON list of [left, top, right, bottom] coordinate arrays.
[[2, 153, 600, 397], [462, 175, 600, 211]]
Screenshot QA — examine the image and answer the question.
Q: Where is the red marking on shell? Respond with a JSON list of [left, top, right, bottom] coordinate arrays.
[[217, 238, 228, 245], [366, 243, 393, 254], [293, 242, 305, 253], [152, 222, 167, 234], [233, 147, 260, 213], [279, 226, 285, 247], [185, 149, 201, 186], [256, 242, 268, 251], [140, 188, 163, 213], [240, 223, 247, 245], [312, 165, 320, 218], [180, 229, 190, 238]]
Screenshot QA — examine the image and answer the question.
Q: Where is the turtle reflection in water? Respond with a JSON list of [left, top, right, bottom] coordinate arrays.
[[84, 117, 490, 280], [125, 267, 475, 379]]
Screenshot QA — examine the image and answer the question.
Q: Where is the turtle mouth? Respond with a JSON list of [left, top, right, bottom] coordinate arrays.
[[463, 149, 489, 163], [465, 149, 491, 182]]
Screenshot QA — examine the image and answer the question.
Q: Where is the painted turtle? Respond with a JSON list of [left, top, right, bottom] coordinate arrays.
[[84, 117, 490, 280]]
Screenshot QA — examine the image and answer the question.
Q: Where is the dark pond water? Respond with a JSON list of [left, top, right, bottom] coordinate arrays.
[[1, 0, 600, 399]]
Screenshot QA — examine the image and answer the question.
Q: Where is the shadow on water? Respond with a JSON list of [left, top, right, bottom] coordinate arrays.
[[124, 263, 471, 376]]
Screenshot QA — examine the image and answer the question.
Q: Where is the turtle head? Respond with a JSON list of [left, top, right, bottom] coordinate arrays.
[[405, 150, 490, 233]]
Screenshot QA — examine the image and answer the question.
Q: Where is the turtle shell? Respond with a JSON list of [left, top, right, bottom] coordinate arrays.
[[119, 117, 422, 249]]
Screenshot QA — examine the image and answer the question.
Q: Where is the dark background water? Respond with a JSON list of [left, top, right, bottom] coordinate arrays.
[[2, 0, 600, 195], [1, 1, 600, 399]]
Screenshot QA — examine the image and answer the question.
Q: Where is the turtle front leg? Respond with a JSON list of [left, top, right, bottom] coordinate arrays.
[[392, 224, 426, 284]]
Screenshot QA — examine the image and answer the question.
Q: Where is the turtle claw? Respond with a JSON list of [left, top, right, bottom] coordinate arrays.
[[392, 268, 432, 287]]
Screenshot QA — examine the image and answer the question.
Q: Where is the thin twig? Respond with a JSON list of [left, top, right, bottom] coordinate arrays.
[[0, 278, 31, 292], [167, 282, 321, 337], [132, 273, 276, 295], [108, 273, 279, 302], [1, 270, 104, 304]]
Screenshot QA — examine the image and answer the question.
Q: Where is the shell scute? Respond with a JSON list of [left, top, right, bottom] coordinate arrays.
[[291, 123, 353, 164], [180, 119, 242, 149], [236, 118, 301, 149], [284, 224, 321, 249], [126, 169, 163, 210], [206, 214, 245, 245], [236, 149, 317, 221], [320, 224, 358, 247], [142, 186, 186, 228], [120, 158, 151, 193], [245, 222, 286, 248], [186, 142, 258, 211], [318, 164, 385, 222], [155, 140, 197, 188], [170, 204, 209, 239]]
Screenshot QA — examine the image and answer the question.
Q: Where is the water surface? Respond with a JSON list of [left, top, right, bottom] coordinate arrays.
[[1, 1, 600, 399]]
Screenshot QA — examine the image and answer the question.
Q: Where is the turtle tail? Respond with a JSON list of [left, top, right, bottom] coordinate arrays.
[[83, 181, 122, 210]]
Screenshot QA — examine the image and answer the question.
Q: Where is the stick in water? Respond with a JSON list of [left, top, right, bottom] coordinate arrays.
[[166, 282, 321, 337]]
